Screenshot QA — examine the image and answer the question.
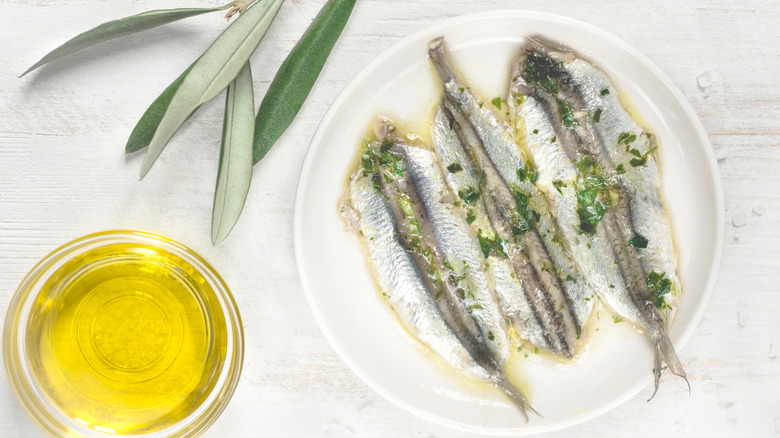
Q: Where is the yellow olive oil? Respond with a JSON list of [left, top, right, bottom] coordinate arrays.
[[25, 240, 228, 435]]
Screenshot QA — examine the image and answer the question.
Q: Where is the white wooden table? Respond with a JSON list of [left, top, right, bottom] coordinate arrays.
[[1, 0, 778, 436]]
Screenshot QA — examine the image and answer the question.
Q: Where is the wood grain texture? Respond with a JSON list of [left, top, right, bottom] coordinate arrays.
[[0, 0, 778, 436]]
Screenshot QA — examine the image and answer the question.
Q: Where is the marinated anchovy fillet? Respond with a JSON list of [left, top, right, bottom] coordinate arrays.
[[519, 38, 687, 395], [507, 59, 626, 329], [428, 38, 594, 357], [356, 128, 536, 417], [433, 104, 555, 353], [343, 171, 490, 382]]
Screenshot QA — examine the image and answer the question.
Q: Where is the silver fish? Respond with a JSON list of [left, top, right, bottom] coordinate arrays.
[[432, 103, 554, 353], [428, 37, 593, 356], [507, 61, 627, 323], [343, 170, 490, 382], [521, 38, 687, 396], [361, 128, 536, 417]]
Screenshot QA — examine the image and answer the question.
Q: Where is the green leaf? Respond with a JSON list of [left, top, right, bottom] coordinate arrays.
[[21, 6, 226, 77], [252, 0, 357, 164], [140, 0, 284, 178], [212, 62, 255, 244], [125, 65, 194, 153]]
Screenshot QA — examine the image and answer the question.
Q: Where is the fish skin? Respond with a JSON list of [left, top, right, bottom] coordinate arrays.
[[443, 95, 577, 359], [523, 38, 687, 395], [428, 37, 592, 355], [344, 170, 491, 382], [432, 104, 553, 353], [369, 128, 536, 417], [508, 61, 623, 326], [400, 142, 512, 364]]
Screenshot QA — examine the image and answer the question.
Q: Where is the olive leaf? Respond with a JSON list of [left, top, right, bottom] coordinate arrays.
[[212, 62, 254, 244], [253, 0, 356, 164], [21, 6, 229, 77], [125, 66, 193, 153], [139, 0, 284, 178]]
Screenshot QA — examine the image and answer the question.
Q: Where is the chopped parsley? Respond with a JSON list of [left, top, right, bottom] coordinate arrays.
[[646, 271, 672, 308], [458, 187, 480, 204], [566, 274, 577, 283], [491, 97, 503, 110], [628, 146, 658, 167], [523, 52, 560, 94], [477, 232, 507, 259], [510, 188, 540, 235], [516, 164, 539, 184], [361, 150, 378, 175], [557, 99, 577, 128], [615, 164, 626, 174], [577, 155, 599, 174], [612, 316, 623, 323], [447, 162, 463, 173], [532, 129, 539, 134], [397, 194, 414, 218], [552, 179, 566, 194], [618, 132, 637, 145], [592, 108, 602, 123], [628, 235, 649, 249], [576, 156, 610, 235], [600, 88, 610, 95], [466, 209, 476, 224]]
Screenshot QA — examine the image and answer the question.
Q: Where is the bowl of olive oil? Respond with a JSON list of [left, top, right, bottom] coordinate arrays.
[[3, 230, 243, 437]]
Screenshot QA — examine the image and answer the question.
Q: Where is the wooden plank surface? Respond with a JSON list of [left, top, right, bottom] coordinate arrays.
[[0, 0, 778, 436]]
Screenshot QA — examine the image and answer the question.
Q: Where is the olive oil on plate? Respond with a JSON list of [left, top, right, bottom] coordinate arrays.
[[24, 239, 229, 434]]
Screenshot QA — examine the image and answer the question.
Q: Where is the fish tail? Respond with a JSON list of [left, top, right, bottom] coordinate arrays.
[[428, 37, 458, 85], [648, 331, 690, 401], [494, 375, 538, 421]]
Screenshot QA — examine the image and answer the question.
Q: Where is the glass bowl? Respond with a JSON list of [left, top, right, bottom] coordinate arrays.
[[3, 230, 244, 437]]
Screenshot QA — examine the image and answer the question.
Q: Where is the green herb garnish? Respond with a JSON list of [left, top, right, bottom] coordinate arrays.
[[576, 156, 610, 234], [491, 97, 503, 110], [447, 163, 463, 173], [523, 52, 561, 94], [458, 187, 480, 204], [510, 188, 540, 235], [397, 194, 414, 218], [592, 108, 602, 123], [628, 235, 649, 249], [553, 180, 566, 194], [557, 99, 577, 128], [516, 164, 539, 184], [618, 132, 637, 145], [477, 232, 507, 259], [628, 146, 658, 167], [647, 271, 672, 308]]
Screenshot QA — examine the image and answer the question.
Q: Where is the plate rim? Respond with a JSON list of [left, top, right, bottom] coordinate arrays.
[[293, 9, 725, 435]]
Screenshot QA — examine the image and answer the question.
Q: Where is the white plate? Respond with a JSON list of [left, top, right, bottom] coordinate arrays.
[[293, 11, 724, 435]]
